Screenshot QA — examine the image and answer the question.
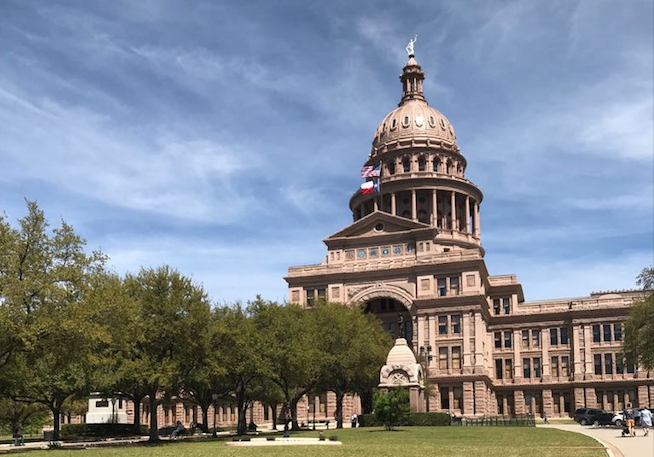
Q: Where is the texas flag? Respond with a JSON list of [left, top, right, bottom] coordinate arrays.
[[360, 179, 379, 194], [361, 163, 381, 178]]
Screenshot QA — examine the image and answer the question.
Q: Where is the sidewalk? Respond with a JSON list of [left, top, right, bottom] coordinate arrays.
[[540, 423, 653, 457]]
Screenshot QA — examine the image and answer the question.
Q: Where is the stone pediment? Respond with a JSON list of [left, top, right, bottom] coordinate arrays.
[[324, 212, 430, 242]]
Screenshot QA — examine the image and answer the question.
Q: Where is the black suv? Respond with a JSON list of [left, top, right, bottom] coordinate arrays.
[[574, 408, 609, 426]]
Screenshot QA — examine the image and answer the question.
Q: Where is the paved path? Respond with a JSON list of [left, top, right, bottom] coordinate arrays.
[[540, 424, 653, 457]]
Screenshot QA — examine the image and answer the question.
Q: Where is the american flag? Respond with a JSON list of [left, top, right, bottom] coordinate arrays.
[[361, 163, 381, 178]]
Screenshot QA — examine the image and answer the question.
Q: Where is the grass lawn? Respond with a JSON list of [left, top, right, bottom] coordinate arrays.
[[17, 427, 607, 457]]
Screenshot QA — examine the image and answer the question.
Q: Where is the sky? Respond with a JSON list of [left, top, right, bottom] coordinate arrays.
[[0, 0, 652, 305]]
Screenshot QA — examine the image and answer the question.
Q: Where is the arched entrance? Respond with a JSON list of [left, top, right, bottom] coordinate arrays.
[[364, 298, 413, 341]]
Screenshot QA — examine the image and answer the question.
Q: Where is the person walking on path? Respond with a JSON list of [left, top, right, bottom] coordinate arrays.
[[625, 404, 636, 437], [12, 423, 25, 447], [640, 408, 652, 437]]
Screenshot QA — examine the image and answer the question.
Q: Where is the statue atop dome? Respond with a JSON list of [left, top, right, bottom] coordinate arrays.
[[406, 35, 417, 56]]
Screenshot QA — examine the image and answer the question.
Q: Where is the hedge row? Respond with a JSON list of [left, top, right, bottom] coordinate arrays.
[[60, 423, 149, 440], [358, 412, 451, 427]]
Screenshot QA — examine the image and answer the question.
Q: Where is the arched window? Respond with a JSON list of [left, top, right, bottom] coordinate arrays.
[[446, 161, 452, 174], [402, 158, 411, 173], [388, 161, 396, 175], [403, 116, 410, 127], [433, 158, 440, 173], [391, 119, 397, 130], [418, 156, 426, 172]]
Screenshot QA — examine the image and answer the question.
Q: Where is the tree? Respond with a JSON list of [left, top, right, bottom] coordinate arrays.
[[252, 300, 326, 431], [0, 201, 107, 440], [0, 398, 49, 438], [373, 388, 410, 430], [120, 266, 213, 442], [314, 302, 392, 428], [623, 266, 654, 370]]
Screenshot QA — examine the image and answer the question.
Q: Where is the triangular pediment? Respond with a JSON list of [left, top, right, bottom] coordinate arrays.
[[324, 212, 431, 242]]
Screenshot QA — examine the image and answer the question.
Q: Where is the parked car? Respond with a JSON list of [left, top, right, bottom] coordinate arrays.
[[591, 412, 616, 426], [612, 407, 653, 427], [574, 408, 609, 426]]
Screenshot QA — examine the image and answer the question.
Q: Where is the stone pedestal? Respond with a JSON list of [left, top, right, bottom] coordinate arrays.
[[379, 338, 425, 413]]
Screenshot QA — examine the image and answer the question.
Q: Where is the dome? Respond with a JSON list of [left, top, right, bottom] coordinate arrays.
[[385, 338, 418, 366], [372, 100, 457, 151], [371, 54, 458, 154]]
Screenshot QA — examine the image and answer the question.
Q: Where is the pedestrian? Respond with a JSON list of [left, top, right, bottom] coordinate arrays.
[[12, 422, 24, 447], [543, 412, 549, 424], [351, 412, 358, 428], [625, 404, 636, 437], [170, 420, 184, 439], [640, 408, 652, 437]]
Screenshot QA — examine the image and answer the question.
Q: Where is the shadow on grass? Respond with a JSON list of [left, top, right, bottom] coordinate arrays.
[[366, 429, 407, 433]]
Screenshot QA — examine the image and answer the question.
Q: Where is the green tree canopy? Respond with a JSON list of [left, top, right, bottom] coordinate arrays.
[[373, 388, 410, 430], [623, 266, 654, 370]]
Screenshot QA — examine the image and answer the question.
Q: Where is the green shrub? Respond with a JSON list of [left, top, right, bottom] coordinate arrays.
[[373, 389, 410, 430], [358, 412, 451, 427], [60, 423, 149, 440]]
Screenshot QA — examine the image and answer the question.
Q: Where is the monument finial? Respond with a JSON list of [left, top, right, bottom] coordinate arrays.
[[405, 35, 418, 57]]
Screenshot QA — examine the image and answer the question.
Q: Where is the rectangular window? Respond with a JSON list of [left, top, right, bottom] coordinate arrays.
[[503, 297, 511, 314], [533, 358, 541, 378], [493, 299, 501, 315], [602, 324, 611, 342], [495, 359, 503, 379], [450, 277, 460, 296], [626, 354, 635, 373], [494, 332, 502, 349], [560, 327, 569, 345], [438, 278, 447, 296], [522, 330, 529, 348], [561, 356, 569, 377], [306, 289, 315, 307], [616, 355, 624, 374], [438, 316, 448, 335], [96, 400, 109, 408], [551, 356, 559, 377], [594, 354, 602, 375], [523, 358, 531, 378], [451, 315, 461, 334], [504, 359, 513, 379], [553, 393, 561, 414], [317, 288, 326, 300], [613, 324, 622, 342], [532, 329, 540, 348], [440, 387, 450, 410], [439, 347, 448, 369], [504, 330, 512, 348], [452, 346, 461, 369], [453, 387, 463, 410], [550, 328, 558, 346], [592, 325, 601, 343], [604, 353, 613, 375]]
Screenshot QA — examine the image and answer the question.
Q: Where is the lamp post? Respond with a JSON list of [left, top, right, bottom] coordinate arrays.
[[313, 401, 316, 431], [419, 345, 433, 412], [211, 394, 218, 438], [111, 398, 117, 424]]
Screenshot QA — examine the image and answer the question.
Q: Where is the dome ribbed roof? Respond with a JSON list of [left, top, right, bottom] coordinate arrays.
[[385, 338, 418, 366], [371, 54, 458, 153]]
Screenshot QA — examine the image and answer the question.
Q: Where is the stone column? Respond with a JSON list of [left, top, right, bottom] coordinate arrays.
[[541, 329, 550, 380], [411, 190, 417, 221], [638, 385, 650, 407], [474, 201, 480, 237], [463, 382, 474, 415], [474, 313, 485, 374], [572, 324, 582, 380], [502, 396, 509, 416], [373, 197, 378, 212], [513, 329, 522, 382], [465, 195, 471, 233], [514, 390, 525, 415], [574, 387, 585, 409], [450, 191, 456, 230], [583, 325, 593, 378], [474, 381, 487, 416], [462, 312, 472, 372], [391, 193, 396, 216], [431, 189, 437, 226], [542, 389, 554, 418], [417, 314, 425, 348], [585, 387, 596, 408]]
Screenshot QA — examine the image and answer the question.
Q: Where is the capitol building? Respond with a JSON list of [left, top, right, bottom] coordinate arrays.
[[284, 50, 653, 419]]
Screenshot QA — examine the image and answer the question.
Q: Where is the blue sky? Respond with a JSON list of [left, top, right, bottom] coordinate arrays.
[[1, 0, 652, 304]]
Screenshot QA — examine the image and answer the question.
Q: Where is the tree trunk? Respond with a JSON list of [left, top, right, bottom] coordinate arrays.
[[289, 398, 300, 431], [52, 405, 61, 441], [268, 403, 278, 430], [335, 390, 345, 429], [236, 394, 247, 435], [200, 403, 210, 433], [148, 394, 159, 443], [132, 395, 143, 431]]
